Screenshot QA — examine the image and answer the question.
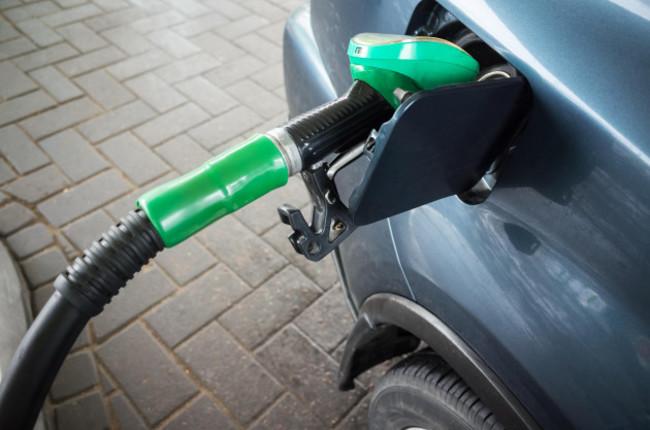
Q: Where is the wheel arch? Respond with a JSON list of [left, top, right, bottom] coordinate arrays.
[[337, 293, 542, 430]]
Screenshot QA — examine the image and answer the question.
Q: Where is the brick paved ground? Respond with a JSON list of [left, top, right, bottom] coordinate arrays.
[[0, 1, 393, 428]]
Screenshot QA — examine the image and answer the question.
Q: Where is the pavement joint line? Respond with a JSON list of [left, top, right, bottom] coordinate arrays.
[[139, 319, 250, 430]]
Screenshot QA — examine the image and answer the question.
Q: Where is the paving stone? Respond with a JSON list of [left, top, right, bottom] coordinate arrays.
[[249, 393, 324, 430], [236, 32, 281, 65], [16, 18, 63, 47], [161, 394, 236, 430], [251, 62, 283, 90], [155, 134, 211, 173], [257, 20, 285, 46], [3, 165, 70, 203], [176, 321, 283, 424], [100, 25, 152, 55], [29, 65, 83, 102], [155, 52, 220, 84], [128, 0, 167, 13], [57, 45, 125, 77], [262, 215, 339, 291], [125, 73, 186, 112], [0, 125, 49, 174], [62, 209, 114, 251], [248, 111, 287, 137], [55, 230, 78, 260], [99, 366, 115, 394], [0, 37, 37, 61], [190, 32, 244, 63], [154, 237, 215, 285], [0, 17, 20, 42], [56, 22, 107, 53], [97, 322, 199, 425], [106, 49, 171, 81], [31, 283, 54, 315], [99, 132, 169, 184], [54, 0, 87, 7], [145, 264, 249, 347], [3, 2, 61, 24], [243, 0, 287, 22], [130, 10, 185, 33], [225, 78, 285, 119], [134, 102, 209, 146], [40, 129, 109, 181], [37, 169, 132, 227], [257, 326, 366, 425], [163, 0, 210, 18], [51, 350, 98, 401], [203, 54, 265, 87], [77, 99, 155, 143], [172, 12, 227, 38], [147, 29, 199, 59], [71, 325, 91, 351], [0, 202, 35, 236], [211, 133, 249, 154], [20, 247, 67, 287], [103, 170, 177, 219], [0, 90, 56, 128], [196, 216, 286, 286], [93, 0, 130, 11], [235, 175, 309, 235], [269, 0, 302, 11], [110, 393, 147, 430], [21, 97, 102, 140], [189, 105, 263, 150], [12, 42, 78, 71], [42, 4, 102, 27], [75, 69, 134, 109], [6, 223, 54, 259], [216, 14, 270, 40], [220, 266, 319, 348], [85, 6, 147, 32], [203, 0, 248, 19], [295, 285, 353, 352], [273, 85, 286, 100], [335, 395, 370, 430], [0, 159, 16, 185], [92, 265, 175, 339], [175, 76, 238, 116], [54, 391, 110, 430]]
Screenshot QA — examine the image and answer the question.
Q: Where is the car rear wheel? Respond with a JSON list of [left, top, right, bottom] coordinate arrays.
[[369, 349, 505, 430]]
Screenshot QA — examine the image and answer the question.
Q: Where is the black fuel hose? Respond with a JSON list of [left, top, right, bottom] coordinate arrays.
[[0, 209, 164, 430]]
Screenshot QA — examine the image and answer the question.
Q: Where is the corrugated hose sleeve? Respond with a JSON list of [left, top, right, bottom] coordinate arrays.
[[0, 209, 164, 430]]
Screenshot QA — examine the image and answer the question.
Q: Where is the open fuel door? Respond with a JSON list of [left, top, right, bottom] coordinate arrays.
[[279, 76, 532, 260]]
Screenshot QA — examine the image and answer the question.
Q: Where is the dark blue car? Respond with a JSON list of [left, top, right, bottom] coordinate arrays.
[[283, 1, 650, 429]]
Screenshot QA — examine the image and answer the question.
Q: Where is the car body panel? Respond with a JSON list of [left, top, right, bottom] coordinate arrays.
[[283, 1, 650, 428]]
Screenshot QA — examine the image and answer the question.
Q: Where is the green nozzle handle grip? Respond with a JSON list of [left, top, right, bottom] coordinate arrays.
[[138, 134, 288, 247]]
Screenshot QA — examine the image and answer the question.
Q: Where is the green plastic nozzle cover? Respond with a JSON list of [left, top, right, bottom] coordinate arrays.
[[137, 134, 288, 247], [348, 33, 479, 107]]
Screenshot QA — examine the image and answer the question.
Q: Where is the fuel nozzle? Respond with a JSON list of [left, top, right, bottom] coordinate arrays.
[[137, 34, 479, 248]]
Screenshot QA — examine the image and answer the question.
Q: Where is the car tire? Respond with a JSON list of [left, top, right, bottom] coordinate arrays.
[[368, 349, 505, 430]]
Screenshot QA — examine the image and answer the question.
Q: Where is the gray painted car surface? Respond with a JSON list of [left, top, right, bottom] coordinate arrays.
[[283, 1, 650, 429]]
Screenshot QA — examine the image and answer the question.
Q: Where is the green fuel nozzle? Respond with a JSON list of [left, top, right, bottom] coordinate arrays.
[[0, 37, 480, 427], [138, 33, 479, 247]]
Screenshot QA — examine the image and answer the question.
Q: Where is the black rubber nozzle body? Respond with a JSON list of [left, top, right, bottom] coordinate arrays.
[[284, 80, 394, 167], [0, 209, 164, 430]]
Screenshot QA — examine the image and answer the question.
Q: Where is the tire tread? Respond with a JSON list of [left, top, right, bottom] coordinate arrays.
[[371, 349, 505, 430]]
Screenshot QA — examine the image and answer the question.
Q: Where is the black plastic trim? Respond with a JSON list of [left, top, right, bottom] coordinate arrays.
[[337, 293, 542, 430]]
